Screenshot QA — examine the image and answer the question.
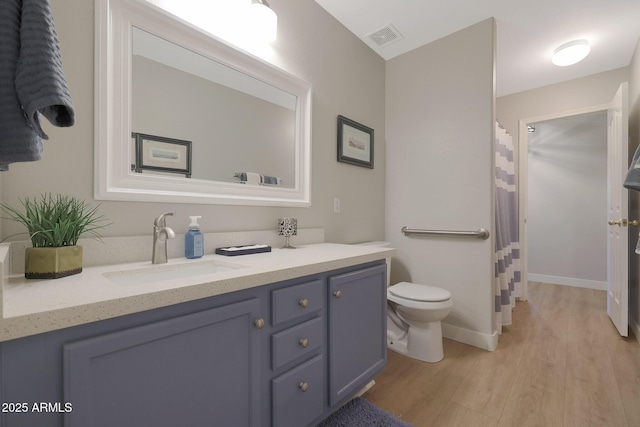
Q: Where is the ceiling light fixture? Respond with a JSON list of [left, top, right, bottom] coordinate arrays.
[[250, 0, 278, 42], [552, 40, 590, 66]]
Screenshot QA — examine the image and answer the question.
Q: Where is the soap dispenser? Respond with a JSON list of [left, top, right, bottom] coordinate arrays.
[[185, 216, 204, 259]]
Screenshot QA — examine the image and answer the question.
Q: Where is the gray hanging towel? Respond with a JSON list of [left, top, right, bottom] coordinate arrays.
[[0, 0, 75, 171], [624, 144, 640, 191]]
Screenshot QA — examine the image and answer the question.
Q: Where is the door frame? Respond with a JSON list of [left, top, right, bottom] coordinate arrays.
[[517, 103, 610, 301]]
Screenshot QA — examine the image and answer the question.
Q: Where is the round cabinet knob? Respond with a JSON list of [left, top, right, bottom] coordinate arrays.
[[333, 290, 342, 299], [299, 298, 309, 308], [254, 318, 265, 329], [299, 338, 309, 348], [299, 382, 309, 392]]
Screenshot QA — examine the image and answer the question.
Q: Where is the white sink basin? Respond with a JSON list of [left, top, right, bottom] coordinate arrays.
[[103, 259, 247, 286]]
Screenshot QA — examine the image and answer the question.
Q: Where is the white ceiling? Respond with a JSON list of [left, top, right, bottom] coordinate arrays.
[[313, 0, 640, 97]]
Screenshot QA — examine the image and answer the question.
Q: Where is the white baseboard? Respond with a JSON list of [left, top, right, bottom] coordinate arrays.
[[442, 323, 498, 352], [527, 273, 606, 291], [631, 315, 640, 345]]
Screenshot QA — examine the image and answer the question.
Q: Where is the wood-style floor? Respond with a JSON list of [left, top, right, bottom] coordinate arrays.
[[364, 282, 640, 426]]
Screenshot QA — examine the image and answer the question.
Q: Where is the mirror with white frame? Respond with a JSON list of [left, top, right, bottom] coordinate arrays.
[[95, 0, 312, 206]]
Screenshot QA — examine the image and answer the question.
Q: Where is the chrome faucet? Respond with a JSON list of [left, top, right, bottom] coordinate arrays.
[[152, 212, 175, 264]]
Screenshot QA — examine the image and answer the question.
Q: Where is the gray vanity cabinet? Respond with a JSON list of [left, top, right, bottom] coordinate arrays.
[[64, 298, 262, 427], [328, 264, 387, 405], [0, 261, 387, 427]]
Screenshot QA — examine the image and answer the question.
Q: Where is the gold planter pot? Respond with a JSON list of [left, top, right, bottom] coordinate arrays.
[[25, 246, 83, 279]]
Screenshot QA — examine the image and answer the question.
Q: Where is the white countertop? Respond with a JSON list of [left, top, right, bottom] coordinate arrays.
[[0, 243, 394, 342]]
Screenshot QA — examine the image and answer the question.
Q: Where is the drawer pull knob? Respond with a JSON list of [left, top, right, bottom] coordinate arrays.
[[254, 318, 265, 329], [333, 290, 342, 299], [299, 298, 309, 308], [299, 338, 309, 348], [299, 382, 309, 392]]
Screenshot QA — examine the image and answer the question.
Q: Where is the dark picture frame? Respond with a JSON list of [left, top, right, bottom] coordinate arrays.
[[337, 115, 374, 169], [132, 133, 192, 177]]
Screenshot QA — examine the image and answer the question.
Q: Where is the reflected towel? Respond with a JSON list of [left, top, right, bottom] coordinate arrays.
[[262, 175, 281, 185], [235, 172, 261, 185], [234, 172, 281, 186], [0, 0, 75, 171], [245, 172, 261, 185]]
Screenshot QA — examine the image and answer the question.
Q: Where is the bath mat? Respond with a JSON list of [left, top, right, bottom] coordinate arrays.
[[315, 397, 413, 427]]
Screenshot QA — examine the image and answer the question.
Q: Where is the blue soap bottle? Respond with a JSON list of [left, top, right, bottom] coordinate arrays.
[[185, 216, 204, 259]]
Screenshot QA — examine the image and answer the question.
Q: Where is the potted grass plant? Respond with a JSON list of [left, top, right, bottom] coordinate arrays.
[[0, 194, 108, 279]]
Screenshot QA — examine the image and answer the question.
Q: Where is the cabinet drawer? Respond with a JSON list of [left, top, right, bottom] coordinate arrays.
[[272, 279, 323, 325], [272, 355, 324, 427], [272, 317, 323, 370]]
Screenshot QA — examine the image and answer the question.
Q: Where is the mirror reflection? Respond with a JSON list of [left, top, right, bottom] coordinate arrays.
[[95, 0, 311, 206], [131, 27, 297, 188]]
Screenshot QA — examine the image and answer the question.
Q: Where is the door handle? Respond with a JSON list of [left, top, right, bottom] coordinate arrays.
[[608, 219, 638, 227]]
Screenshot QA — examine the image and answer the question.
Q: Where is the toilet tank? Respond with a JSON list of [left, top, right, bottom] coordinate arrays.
[[355, 241, 391, 286]]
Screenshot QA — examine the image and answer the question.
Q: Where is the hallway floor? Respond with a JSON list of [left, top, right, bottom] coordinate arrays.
[[364, 282, 640, 426]]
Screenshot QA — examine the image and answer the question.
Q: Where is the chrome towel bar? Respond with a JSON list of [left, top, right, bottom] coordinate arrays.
[[401, 226, 490, 240]]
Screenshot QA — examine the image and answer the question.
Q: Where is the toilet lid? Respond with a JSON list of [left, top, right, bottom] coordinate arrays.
[[388, 282, 451, 302]]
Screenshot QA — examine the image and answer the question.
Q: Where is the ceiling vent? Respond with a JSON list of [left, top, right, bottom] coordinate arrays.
[[366, 23, 403, 47]]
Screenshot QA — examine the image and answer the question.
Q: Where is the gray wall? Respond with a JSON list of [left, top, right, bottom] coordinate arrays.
[[497, 67, 629, 152], [0, 0, 386, 244], [385, 19, 497, 348], [132, 56, 295, 185], [527, 111, 608, 288]]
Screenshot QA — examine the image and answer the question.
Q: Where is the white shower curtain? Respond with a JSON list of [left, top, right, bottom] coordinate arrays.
[[494, 122, 521, 330]]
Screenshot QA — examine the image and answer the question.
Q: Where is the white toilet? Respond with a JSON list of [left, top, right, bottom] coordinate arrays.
[[356, 241, 453, 363], [387, 282, 452, 363]]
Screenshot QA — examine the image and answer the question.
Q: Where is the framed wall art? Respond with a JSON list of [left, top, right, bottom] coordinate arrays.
[[132, 132, 192, 177], [337, 115, 374, 169]]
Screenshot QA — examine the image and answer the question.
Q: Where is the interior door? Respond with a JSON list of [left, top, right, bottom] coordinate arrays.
[[607, 82, 629, 337]]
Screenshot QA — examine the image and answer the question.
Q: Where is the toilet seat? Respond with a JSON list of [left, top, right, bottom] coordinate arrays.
[[388, 282, 451, 302]]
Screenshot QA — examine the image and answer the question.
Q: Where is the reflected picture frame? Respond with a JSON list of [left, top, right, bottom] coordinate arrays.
[[337, 115, 374, 169], [132, 133, 192, 177]]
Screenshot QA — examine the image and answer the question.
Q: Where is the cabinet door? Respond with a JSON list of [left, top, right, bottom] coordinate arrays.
[[64, 298, 262, 427], [328, 264, 387, 406]]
